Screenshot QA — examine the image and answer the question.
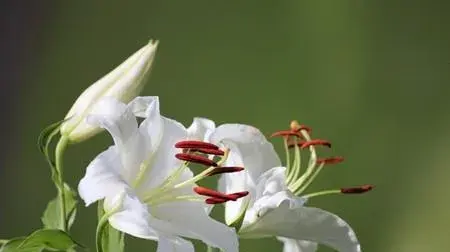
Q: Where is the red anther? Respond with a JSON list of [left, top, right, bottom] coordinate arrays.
[[175, 140, 219, 150], [316, 156, 344, 165], [175, 153, 218, 167], [301, 139, 332, 149], [270, 130, 303, 138], [205, 198, 227, 204], [287, 140, 306, 148], [341, 185, 374, 194], [194, 187, 236, 201], [191, 148, 225, 156], [207, 167, 245, 176], [227, 191, 249, 200]]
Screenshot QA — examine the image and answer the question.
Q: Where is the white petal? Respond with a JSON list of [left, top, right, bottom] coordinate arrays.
[[211, 124, 281, 224], [106, 190, 158, 240], [240, 193, 360, 252], [156, 236, 194, 252], [277, 237, 318, 252], [152, 201, 239, 252], [187, 117, 216, 140], [127, 96, 159, 118], [136, 116, 187, 192], [218, 169, 251, 225], [78, 146, 128, 206], [210, 123, 281, 182], [254, 167, 288, 200], [136, 96, 164, 157], [87, 97, 146, 182]]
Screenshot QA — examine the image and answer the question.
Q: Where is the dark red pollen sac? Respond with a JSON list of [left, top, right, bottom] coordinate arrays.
[[195, 187, 250, 205], [205, 198, 227, 204], [316, 156, 344, 165], [194, 186, 237, 201], [227, 191, 249, 199], [287, 140, 306, 149], [191, 148, 225, 156], [175, 140, 219, 150], [175, 153, 218, 167], [207, 166, 245, 176], [270, 130, 303, 138], [301, 139, 332, 149], [341, 185, 374, 194]]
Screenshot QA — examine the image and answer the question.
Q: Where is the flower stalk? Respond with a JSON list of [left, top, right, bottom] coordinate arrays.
[[55, 136, 69, 231]]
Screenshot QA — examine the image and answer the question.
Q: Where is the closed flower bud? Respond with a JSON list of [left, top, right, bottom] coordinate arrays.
[[60, 40, 158, 142]]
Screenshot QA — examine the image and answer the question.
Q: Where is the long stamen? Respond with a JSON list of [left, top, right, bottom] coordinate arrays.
[[293, 163, 325, 195], [283, 136, 291, 174], [174, 149, 230, 189], [302, 185, 373, 199], [287, 128, 318, 191], [286, 139, 301, 184]]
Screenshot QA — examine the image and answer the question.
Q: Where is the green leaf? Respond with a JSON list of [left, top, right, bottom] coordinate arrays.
[[98, 201, 125, 252], [41, 183, 78, 231], [0, 237, 42, 252], [18, 229, 83, 251]]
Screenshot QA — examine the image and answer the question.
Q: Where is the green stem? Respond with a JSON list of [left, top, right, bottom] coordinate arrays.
[[96, 214, 110, 252], [0, 239, 9, 244], [55, 136, 69, 231], [206, 244, 220, 252]]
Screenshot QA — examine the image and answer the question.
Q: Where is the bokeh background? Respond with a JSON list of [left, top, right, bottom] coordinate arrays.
[[1, 1, 450, 251]]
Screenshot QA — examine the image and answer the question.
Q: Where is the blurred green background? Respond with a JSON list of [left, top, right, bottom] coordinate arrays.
[[2, 1, 450, 251]]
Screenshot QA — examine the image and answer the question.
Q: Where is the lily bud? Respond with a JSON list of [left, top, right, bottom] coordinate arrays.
[[60, 40, 159, 142]]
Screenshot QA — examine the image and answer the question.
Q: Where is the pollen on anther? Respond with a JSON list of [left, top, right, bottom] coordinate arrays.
[[341, 185, 374, 194], [175, 140, 219, 150], [175, 153, 218, 167], [301, 139, 332, 149], [316, 156, 344, 165]]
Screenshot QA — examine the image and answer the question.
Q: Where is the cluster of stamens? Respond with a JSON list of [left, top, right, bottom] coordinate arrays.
[[174, 140, 249, 204], [270, 120, 373, 199]]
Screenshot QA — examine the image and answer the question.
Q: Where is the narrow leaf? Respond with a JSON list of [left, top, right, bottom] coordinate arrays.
[[18, 229, 83, 251], [41, 183, 78, 230], [37, 118, 69, 170], [0, 237, 42, 252]]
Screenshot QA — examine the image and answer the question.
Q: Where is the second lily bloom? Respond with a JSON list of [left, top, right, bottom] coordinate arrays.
[[189, 118, 371, 252]]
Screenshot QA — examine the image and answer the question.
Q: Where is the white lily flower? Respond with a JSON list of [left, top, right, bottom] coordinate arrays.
[[78, 97, 240, 252], [190, 120, 372, 252], [61, 40, 158, 143]]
